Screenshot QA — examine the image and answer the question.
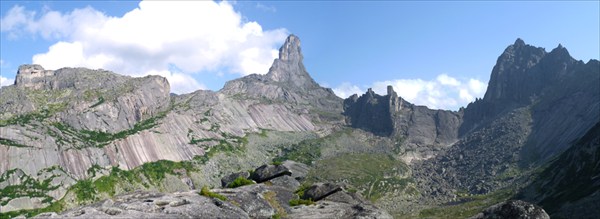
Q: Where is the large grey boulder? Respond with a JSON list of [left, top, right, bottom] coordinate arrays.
[[282, 160, 309, 181], [249, 164, 292, 183], [221, 171, 251, 188], [471, 200, 550, 219], [301, 182, 342, 201]]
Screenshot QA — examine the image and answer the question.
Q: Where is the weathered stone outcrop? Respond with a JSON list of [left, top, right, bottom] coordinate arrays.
[[301, 182, 342, 201], [519, 122, 600, 218], [221, 171, 251, 188], [33, 162, 391, 219], [461, 39, 600, 163]]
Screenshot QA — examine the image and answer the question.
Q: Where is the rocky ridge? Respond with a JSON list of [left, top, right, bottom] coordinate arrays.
[[343, 86, 462, 162]]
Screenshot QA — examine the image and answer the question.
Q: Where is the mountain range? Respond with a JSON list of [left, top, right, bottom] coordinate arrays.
[[0, 35, 598, 218]]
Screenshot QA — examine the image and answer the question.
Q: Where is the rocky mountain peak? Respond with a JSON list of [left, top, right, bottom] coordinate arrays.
[[220, 35, 341, 111], [514, 38, 525, 47], [278, 34, 302, 62], [265, 35, 316, 88], [483, 39, 547, 103]]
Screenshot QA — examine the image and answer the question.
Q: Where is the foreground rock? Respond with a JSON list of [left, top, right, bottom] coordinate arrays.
[[221, 171, 251, 188], [471, 200, 550, 219], [250, 164, 292, 183], [34, 191, 249, 219], [301, 182, 342, 201], [34, 161, 391, 219]]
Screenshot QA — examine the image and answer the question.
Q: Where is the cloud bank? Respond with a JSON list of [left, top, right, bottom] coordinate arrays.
[[333, 74, 487, 110], [1, 1, 287, 94]]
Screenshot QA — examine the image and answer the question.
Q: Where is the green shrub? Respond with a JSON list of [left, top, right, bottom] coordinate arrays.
[[228, 177, 255, 188], [200, 186, 227, 201], [271, 161, 283, 166], [289, 198, 314, 206]]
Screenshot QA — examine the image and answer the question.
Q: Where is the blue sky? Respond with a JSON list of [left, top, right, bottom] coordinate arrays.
[[1, 1, 598, 110]]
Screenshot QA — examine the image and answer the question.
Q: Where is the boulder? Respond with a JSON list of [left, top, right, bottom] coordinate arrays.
[[221, 171, 251, 188], [301, 183, 342, 202], [249, 164, 291, 183], [282, 160, 309, 181]]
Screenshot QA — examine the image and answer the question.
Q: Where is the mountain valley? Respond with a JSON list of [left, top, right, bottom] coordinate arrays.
[[0, 35, 598, 219]]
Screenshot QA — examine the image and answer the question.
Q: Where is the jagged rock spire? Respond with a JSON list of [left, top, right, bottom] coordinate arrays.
[[266, 34, 317, 88], [278, 34, 303, 62]]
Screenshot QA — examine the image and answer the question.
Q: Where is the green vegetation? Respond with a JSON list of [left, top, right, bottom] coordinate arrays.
[[272, 137, 322, 165], [271, 160, 283, 166], [227, 177, 255, 188], [288, 198, 315, 206], [0, 111, 49, 127], [86, 164, 103, 178], [0, 138, 31, 147], [0, 199, 64, 219], [71, 180, 97, 203], [417, 189, 514, 218], [50, 110, 168, 148], [294, 183, 311, 198], [89, 96, 105, 108], [139, 160, 195, 184], [199, 186, 227, 201], [263, 191, 286, 218], [0, 169, 60, 206], [258, 128, 269, 138], [193, 136, 245, 164], [305, 153, 411, 202]]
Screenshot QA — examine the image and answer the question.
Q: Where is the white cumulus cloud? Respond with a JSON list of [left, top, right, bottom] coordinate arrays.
[[0, 76, 13, 87], [332, 82, 363, 99], [1, 1, 288, 94], [333, 74, 488, 110]]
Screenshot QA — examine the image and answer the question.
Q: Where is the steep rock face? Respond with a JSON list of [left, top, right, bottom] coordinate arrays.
[[343, 85, 462, 161], [519, 122, 600, 218], [461, 40, 599, 163], [4, 65, 171, 133], [412, 40, 600, 205]]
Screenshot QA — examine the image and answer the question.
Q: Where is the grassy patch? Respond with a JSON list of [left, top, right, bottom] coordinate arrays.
[[71, 180, 97, 203], [272, 138, 322, 165], [193, 137, 245, 164], [263, 191, 287, 218], [305, 153, 410, 202], [199, 186, 227, 201], [228, 177, 255, 188], [417, 189, 514, 218], [0, 199, 64, 219], [289, 198, 314, 206], [138, 160, 195, 184]]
